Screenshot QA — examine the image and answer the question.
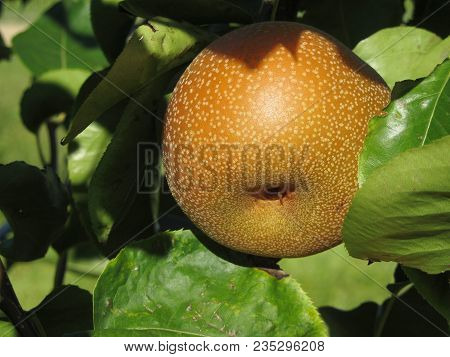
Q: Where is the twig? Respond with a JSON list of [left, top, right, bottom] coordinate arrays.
[[53, 250, 68, 288], [270, 0, 281, 21], [47, 122, 59, 174], [258, 0, 280, 22], [0, 258, 46, 336], [374, 294, 396, 336], [47, 118, 69, 289]]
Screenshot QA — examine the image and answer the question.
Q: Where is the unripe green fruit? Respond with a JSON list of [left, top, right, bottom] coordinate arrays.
[[163, 22, 390, 258]]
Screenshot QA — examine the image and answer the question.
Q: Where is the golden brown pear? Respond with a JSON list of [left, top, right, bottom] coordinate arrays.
[[162, 22, 390, 258]]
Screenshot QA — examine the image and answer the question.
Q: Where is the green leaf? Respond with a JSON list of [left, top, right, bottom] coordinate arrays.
[[62, 18, 214, 144], [0, 162, 69, 261], [94, 230, 327, 337], [12, 0, 107, 76], [94, 329, 195, 337], [67, 71, 122, 190], [320, 286, 449, 336], [51, 204, 90, 253], [20, 68, 90, 132], [66, 70, 125, 240], [402, 267, 450, 321], [31, 285, 93, 336], [359, 60, 450, 184], [297, 0, 405, 48], [354, 27, 450, 89], [87, 73, 173, 255], [0, 315, 18, 337], [120, 0, 260, 24], [91, 0, 134, 63], [62, 0, 93, 38], [344, 135, 450, 274]]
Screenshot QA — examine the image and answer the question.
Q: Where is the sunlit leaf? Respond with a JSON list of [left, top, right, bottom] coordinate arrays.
[[94, 230, 327, 336], [345, 136, 450, 274], [62, 18, 214, 143], [359, 60, 450, 184], [354, 27, 450, 88]]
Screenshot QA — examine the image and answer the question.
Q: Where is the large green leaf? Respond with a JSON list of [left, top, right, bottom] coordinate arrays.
[[297, 0, 405, 48], [403, 267, 450, 321], [354, 27, 450, 89], [12, 0, 107, 76], [359, 60, 450, 184], [31, 285, 93, 336], [91, 0, 134, 62], [62, 18, 214, 144], [344, 135, 450, 274], [87, 74, 172, 255], [0, 162, 68, 261], [120, 0, 261, 24], [20, 68, 90, 132], [94, 230, 327, 337]]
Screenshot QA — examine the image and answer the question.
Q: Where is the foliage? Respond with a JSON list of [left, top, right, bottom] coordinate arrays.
[[90, 0, 133, 63], [12, 0, 107, 76], [344, 136, 450, 274], [402, 267, 450, 321], [320, 286, 449, 336], [358, 60, 450, 184], [20, 68, 90, 132], [354, 28, 450, 89], [31, 285, 93, 336], [0, 0, 448, 337], [94, 230, 327, 337], [120, 0, 261, 25], [0, 163, 68, 261]]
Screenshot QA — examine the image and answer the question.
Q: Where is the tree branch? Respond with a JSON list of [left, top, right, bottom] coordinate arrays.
[[0, 258, 46, 336], [53, 250, 67, 288], [258, 0, 280, 22]]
